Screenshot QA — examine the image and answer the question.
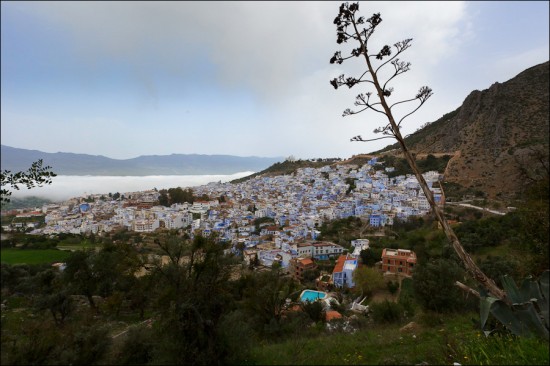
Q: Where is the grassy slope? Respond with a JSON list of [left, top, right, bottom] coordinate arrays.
[[247, 311, 549, 365], [231, 159, 338, 184]]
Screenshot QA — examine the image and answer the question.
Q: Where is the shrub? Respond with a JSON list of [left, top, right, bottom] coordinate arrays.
[[369, 300, 403, 324], [412, 258, 468, 313], [112, 325, 155, 365], [301, 300, 326, 323], [387, 280, 399, 295]]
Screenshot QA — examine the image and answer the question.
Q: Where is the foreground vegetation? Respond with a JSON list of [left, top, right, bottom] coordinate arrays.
[[1, 201, 548, 365], [2, 249, 547, 365], [248, 312, 548, 365]]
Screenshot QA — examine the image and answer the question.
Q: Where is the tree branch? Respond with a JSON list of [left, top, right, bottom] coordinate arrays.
[[455, 281, 480, 298]]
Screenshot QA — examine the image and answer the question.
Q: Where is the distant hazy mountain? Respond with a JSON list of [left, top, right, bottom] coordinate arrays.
[[0, 145, 284, 176]]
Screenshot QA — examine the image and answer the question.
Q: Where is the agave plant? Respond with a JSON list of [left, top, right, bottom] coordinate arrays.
[[480, 270, 549, 339]]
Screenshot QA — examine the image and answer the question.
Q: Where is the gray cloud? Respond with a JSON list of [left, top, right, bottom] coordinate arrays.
[[6, 1, 546, 160], [12, 1, 469, 101]]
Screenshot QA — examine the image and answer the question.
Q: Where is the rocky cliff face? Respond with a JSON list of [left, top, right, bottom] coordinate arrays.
[[382, 61, 549, 200]]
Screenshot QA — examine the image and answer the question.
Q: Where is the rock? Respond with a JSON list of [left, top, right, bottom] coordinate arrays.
[[399, 321, 419, 333]]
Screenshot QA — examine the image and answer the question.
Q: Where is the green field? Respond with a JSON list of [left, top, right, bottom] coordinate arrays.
[[0, 248, 72, 265]]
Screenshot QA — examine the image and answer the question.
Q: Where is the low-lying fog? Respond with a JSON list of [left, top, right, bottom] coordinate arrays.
[[9, 172, 255, 203]]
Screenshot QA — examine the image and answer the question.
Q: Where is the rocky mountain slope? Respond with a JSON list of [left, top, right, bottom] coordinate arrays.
[[377, 61, 549, 200]]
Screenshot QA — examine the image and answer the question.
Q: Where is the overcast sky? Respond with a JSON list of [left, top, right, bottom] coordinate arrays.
[[2, 1, 549, 160]]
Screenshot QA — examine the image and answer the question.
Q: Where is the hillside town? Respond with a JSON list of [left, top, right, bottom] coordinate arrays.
[[3, 158, 442, 281]]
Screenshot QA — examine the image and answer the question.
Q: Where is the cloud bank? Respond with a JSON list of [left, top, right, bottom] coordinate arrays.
[[9, 173, 254, 202]]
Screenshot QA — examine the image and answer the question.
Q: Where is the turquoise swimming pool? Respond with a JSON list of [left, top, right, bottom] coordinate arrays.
[[300, 290, 327, 303]]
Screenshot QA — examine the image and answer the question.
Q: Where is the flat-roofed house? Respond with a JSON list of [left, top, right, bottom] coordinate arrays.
[[380, 248, 416, 276]]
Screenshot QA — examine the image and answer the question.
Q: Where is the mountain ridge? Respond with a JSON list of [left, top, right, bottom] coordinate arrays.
[[0, 145, 284, 176]]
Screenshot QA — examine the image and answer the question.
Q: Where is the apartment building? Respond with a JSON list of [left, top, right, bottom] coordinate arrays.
[[380, 248, 417, 276], [288, 257, 317, 282], [296, 242, 345, 260]]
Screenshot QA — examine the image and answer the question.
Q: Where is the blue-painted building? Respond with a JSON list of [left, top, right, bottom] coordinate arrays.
[[79, 203, 90, 213], [369, 213, 381, 227]]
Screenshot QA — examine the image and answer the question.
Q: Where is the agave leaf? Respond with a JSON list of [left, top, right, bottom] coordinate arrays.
[[527, 281, 548, 328], [528, 279, 543, 300], [481, 271, 550, 340], [536, 270, 549, 329], [520, 277, 533, 300], [539, 270, 549, 301], [501, 275, 526, 303], [489, 300, 533, 337], [510, 301, 549, 340], [480, 295, 498, 331]]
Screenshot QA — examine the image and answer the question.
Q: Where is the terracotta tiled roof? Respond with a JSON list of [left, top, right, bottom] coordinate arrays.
[[300, 258, 314, 266], [332, 255, 347, 274], [325, 310, 343, 321]]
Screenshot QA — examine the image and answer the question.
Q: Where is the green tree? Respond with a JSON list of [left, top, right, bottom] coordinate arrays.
[[300, 300, 326, 323], [32, 268, 74, 326], [330, 2, 506, 301], [147, 235, 239, 364], [1, 159, 56, 203], [359, 248, 381, 266], [387, 280, 399, 295], [352, 266, 385, 297], [63, 250, 99, 309], [412, 258, 470, 313], [241, 269, 299, 334], [302, 268, 321, 283], [158, 190, 170, 206], [112, 325, 155, 365], [62, 243, 142, 311], [1, 263, 32, 295], [478, 255, 520, 288], [515, 176, 549, 272]]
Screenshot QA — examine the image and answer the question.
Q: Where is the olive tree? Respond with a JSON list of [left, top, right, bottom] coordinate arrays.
[[1, 159, 56, 203], [329, 2, 507, 302]]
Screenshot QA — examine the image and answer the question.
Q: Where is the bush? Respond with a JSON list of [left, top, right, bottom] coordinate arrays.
[[387, 280, 399, 295], [398, 293, 416, 319], [369, 300, 403, 324], [301, 300, 326, 323], [478, 255, 520, 287], [413, 258, 470, 313], [111, 325, 155, 365]]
